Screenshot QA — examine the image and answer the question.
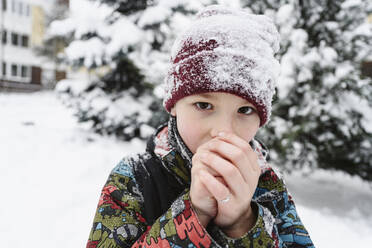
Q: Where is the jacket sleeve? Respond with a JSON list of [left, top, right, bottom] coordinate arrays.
[[86, 158, 216, 248], [86, 158, 147, 248]]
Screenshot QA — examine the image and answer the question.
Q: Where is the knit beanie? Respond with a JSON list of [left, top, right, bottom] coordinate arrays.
[[162, 5, 281, 126]]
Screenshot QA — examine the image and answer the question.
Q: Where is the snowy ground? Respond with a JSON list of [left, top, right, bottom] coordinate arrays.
[[1, 91, 371, 247]]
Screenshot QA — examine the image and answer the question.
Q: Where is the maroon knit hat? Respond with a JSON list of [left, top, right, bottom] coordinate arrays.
[[163, 5, 280, 126]]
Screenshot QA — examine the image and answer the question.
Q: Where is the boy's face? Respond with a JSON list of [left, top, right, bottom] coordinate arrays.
[[170, 92, 260, 154]]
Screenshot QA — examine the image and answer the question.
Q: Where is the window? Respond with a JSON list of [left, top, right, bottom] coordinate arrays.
[[2, 30, 7, 44], [11, 64, 17, 76], [11, 32, 18, 46], [2, 0, 7, 11], [18, 1, 22, 15], [21, 65, 27, 77], [2, 62, 6, 76], [21, 35, 28, 47], [11, 0, 15, 13], [26, 3, 29, 16]]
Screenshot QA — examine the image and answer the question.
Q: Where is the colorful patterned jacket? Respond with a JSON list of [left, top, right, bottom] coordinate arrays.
[[87, 119, 314, 248]]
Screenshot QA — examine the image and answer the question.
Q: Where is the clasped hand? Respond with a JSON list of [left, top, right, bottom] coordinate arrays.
[[190, 132, 261, 238]]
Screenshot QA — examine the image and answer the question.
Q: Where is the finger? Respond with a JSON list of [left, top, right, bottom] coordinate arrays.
[[199, 170, 230, 201], [217, 132, 260, 172], [215, 176, 227, 187], [200, 151, 245, 196], [206, 138, 254, 183], [192, 153, 220, 177], [197, 136, 260, 181], [217, 131, 252, 154]]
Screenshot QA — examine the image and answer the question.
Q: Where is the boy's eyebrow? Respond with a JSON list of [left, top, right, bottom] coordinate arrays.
[[197, 93, 216, 99], [197, 93, 252, 105]]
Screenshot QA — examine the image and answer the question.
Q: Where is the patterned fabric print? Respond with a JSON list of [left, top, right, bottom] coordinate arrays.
[[253, 169, 314, 247], [86, 120, 315, 248], [276, 196, 313, 248], [162, 150, 191, 187], [206, 203, 280, 248], [153, 116, 192, 187], [132, 189, 214, 248], [87, 159, 146, 248]]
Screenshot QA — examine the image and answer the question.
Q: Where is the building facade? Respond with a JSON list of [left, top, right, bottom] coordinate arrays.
[[0, 0, 68, 91]]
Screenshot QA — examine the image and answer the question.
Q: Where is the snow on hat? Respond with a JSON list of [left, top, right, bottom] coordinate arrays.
[[163, 5, 281, 126]]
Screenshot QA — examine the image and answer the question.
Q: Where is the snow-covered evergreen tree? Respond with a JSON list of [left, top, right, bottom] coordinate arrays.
[[241, 0, 372, 180], [50, 0, 372, 180], [51, 0, 206, 140]]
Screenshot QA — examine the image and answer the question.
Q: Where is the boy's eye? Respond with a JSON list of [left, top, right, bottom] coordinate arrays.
[[194, 102, 212, 110], [238, 106, 255, 115]]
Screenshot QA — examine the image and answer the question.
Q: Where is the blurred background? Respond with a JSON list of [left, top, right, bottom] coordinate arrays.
[[1, 0, 372, 247]]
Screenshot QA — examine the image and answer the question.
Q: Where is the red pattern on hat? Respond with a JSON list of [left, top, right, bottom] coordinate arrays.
[[164, 39, 269, 126]]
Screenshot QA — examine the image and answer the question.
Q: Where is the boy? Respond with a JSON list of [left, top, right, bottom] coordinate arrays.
[[87, 5, 314, 248]]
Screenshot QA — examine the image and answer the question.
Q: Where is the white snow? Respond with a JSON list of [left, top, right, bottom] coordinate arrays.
[[105, 18, 145, 57], [138, 5, 172, 28], [49, 0, 145, 68], [216, 0, 241, 8], [340, 91, 372, 133], [0, 91, 145, 248], [276, 4, 294, 25], [56, 78, 92, 96], [65, 38, 106, 67], [286, 168, 372, 247], [335, 62, 354, 79], [277, 28, 308, 98], [319, 45, 338, 68], [49, 0, 113, 38], [341, 0, 363, 9], [1, 91, 372, 247]]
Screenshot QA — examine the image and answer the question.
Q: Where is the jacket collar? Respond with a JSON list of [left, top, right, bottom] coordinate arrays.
[[148, 116, 193, 187]]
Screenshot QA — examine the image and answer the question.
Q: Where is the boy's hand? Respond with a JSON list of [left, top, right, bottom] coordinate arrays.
[[190, 146, 220, 228], [190, 131, 260, 237]]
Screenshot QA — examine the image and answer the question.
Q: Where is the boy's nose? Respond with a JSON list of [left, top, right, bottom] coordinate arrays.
[[210, 117, 236, 138]]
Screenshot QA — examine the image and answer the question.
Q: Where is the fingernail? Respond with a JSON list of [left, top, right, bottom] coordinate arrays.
[[218, 132, 225, 137]]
